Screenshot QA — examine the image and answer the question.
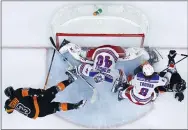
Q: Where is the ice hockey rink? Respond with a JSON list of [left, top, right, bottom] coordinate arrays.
[[2, 1, 188, 129]]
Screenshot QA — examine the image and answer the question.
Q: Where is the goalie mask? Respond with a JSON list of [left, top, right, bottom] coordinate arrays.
[[142, 64, 154, 76]]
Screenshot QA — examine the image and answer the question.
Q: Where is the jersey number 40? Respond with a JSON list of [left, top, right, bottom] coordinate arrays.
[[96, 55, 112, 68]]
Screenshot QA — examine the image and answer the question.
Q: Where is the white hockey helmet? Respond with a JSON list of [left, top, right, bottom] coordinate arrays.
[[142, 63, 154, 76]]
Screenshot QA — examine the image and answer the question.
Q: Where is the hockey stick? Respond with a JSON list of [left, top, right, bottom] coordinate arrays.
[[161, 54, 188, 72], [154, 48, 163, 59], [44, 43, 56, 90], [177, 53, 188, 57], [49, 37, 98, 103]]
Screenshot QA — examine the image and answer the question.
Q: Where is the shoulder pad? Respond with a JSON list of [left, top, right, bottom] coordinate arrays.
[[136, 72, 159, 83]]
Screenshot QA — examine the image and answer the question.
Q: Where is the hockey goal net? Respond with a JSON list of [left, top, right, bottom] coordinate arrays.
[[50, 4, 149, 49]]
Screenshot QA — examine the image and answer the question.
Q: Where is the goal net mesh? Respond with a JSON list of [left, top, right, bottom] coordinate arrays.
[[50, 4, 149, 49]]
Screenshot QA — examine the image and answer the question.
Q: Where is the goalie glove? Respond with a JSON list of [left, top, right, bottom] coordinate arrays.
[[64, 43, 93, 64]]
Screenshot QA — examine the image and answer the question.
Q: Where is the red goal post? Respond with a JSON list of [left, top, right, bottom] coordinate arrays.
[[56, 33, 145, 49], [50, 4, 149, 49]]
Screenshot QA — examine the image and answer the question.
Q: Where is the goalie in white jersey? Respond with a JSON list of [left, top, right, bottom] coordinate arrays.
[[116, 50, 186, 105], [76, 45, 127, 86], [57, 39, 159, 92], [58, 39, 129, 90]]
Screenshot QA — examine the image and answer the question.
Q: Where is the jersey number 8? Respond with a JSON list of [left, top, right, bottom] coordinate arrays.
[[139, 88, 149, 96]]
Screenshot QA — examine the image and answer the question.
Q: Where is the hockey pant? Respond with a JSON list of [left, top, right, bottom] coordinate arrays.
[[119, 86, 157, 105], [37, 80, 79, 117]]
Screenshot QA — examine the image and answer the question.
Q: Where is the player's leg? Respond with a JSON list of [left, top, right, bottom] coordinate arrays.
[[118, 84, 132, 101], [144, 47, 159, 65], [38, 100, 87, 117], [111, 69, 127, 93], [42, 75, 77, 103], [68, 63, 98, 77]]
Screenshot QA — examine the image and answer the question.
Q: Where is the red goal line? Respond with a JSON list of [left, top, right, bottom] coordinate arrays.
[[56, 33, 145, 37]]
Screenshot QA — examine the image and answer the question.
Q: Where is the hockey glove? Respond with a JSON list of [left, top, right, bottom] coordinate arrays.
[[175, 79, 186, 92], [175, 92, 184, 102], [168, 50, 176, 65]]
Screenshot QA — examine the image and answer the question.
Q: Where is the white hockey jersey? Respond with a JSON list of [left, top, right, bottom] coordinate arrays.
[[78, 47, 121, 83], [92, 47, 119, 73], [130, 72, 168, 103]]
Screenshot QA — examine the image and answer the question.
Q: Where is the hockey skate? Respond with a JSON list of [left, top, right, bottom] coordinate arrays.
[[111, 70, 126, 93], [65, 67, 78, 83], [74, 100, 87, 109], [145, 47, 159, 65], [111, 78, 122, 93], [118, 90, 125, 101], [118, 83, 130, 101]]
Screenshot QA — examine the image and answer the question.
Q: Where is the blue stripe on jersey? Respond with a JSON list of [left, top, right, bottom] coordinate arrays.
[[136, 72, 159, 83], [103, 73, 113, 83], [89, 71, 99, 77]]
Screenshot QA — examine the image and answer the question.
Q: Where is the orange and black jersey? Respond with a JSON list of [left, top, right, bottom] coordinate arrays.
[[8, 88, 44, 119]]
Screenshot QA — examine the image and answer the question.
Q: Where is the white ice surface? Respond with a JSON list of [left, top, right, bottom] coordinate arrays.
[[2, 49, 187, 129], [45, 51, 152, 128]]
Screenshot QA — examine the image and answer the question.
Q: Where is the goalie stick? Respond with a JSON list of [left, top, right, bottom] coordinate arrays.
[[49, 37, 98, 104], [154, 48, 163, 59]]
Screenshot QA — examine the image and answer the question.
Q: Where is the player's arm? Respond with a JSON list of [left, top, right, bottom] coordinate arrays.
[[69, 48, 94, 64], [128, 73, 137, 88], [58, 41, 94, 64], [118, 48, 150, 61]]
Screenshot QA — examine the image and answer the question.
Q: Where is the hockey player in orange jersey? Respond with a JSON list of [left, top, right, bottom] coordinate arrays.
[[4, 72, 86, 119]]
